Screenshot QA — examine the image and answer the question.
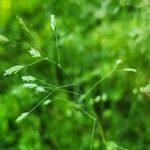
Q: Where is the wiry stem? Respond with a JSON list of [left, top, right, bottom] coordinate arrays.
[[28, 89, 56, 114], [54, 31, 61, 66]]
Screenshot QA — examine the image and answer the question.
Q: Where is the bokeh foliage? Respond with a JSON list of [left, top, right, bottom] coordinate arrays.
[[0, 0, 150, 149]]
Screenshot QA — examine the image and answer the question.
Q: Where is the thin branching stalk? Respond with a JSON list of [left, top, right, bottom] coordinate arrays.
[[28, 88, 57, 114], [54, 31, 61, 67]]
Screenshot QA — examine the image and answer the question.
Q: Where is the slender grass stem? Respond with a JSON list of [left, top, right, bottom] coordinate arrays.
[[54, 97, 96, 150], [90, 119, 96, 150], [37, 79, 56, 88], [94, 111, 106, 143], [54, 31, 61, 66], [29, 89, 56, 114], [25, 58, 45, 68], [59, 65, 83, 95], [84, 64, 118, 98], [56, 89, 81, 96], [44, 85, 82, 96], [45, 57, 83, 95]]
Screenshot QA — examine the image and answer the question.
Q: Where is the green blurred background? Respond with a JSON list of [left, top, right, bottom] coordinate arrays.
[[0, 0, 150, 149]]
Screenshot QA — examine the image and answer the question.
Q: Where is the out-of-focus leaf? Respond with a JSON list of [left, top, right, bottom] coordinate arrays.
[[140, 84, 150, 97], [0, 34, 10, 44], [105, 141, 127, 150], [122, 68, 137, 73], [116, 59, 122, 65]]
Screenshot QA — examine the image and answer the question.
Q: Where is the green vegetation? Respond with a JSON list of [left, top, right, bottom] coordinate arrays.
[[0, 0, 150, 149]]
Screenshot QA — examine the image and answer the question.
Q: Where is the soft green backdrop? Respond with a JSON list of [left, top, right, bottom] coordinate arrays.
[[0, 0, 149, 150]]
